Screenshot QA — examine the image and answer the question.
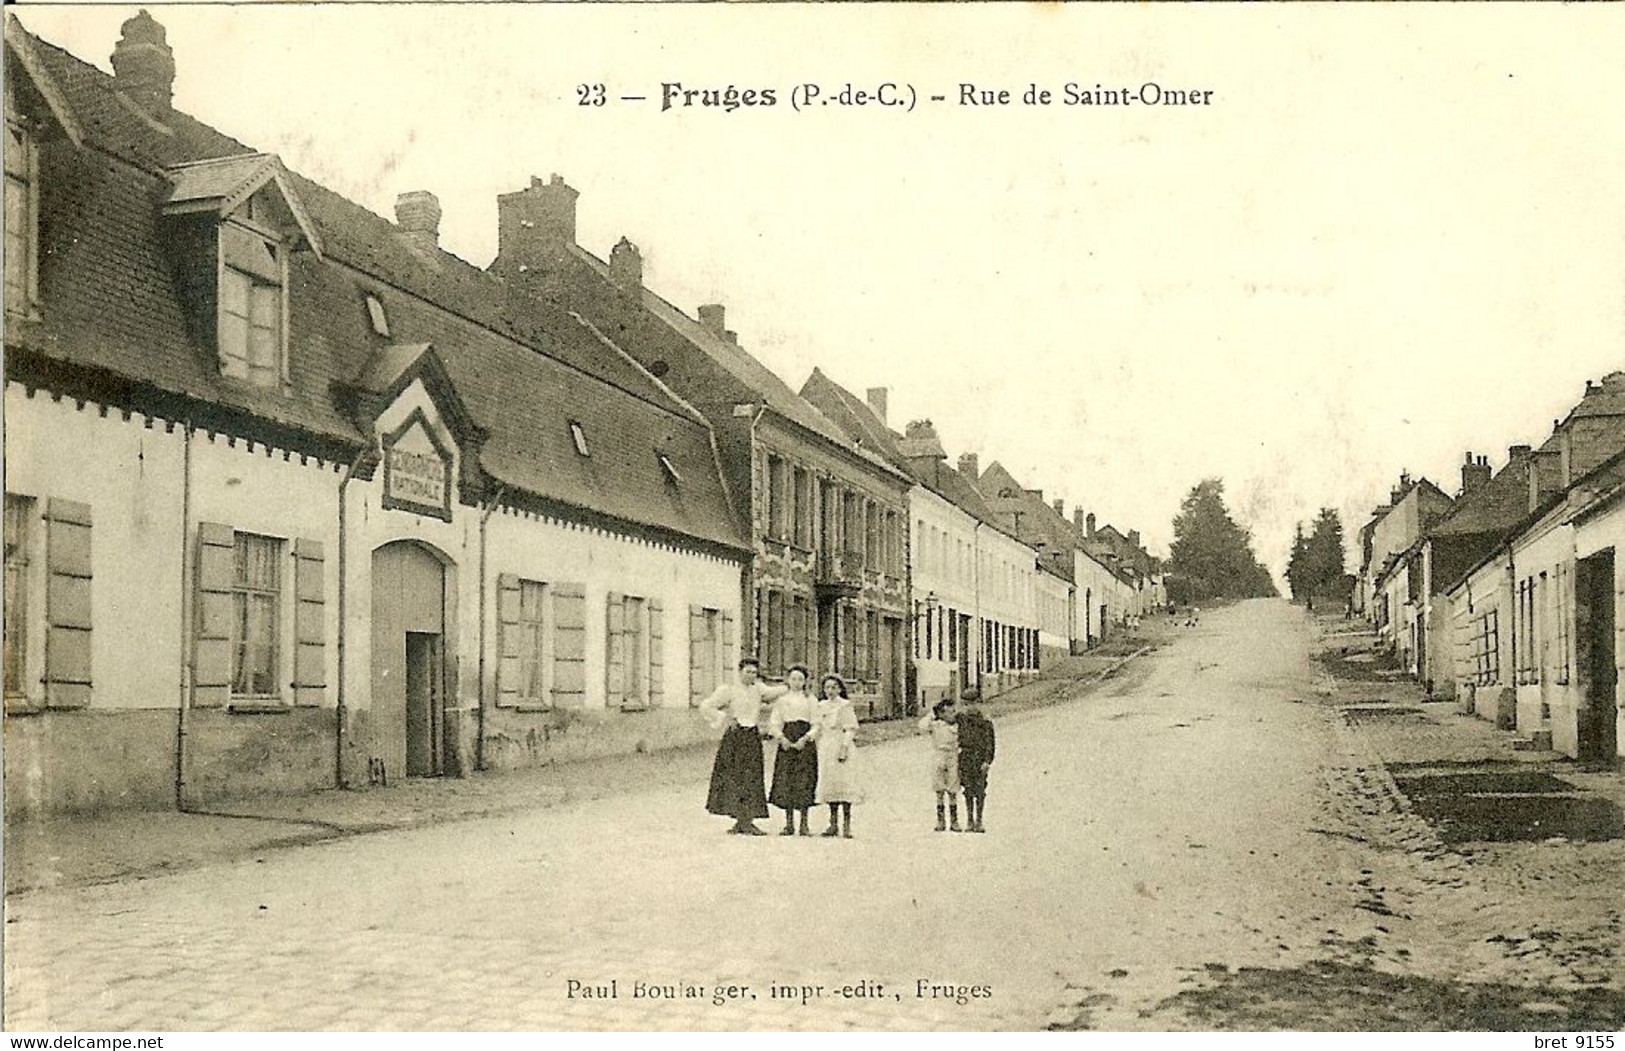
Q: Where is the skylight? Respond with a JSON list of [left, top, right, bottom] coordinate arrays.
[[658, 452, 682, 484], [569, 421, 589, 457], [365, 294, 389, 337]]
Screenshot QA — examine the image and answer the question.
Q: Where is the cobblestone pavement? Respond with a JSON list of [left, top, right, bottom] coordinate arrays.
[[6, 601, 1621, 1031]]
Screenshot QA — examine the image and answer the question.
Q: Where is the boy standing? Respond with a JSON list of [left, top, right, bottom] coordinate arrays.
[[956, 688, 996, 833]]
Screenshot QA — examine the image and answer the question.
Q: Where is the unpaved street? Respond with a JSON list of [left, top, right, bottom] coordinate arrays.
[[5, 600, 1621, 1031]]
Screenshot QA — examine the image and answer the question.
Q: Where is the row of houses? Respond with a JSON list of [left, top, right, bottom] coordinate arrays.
[[1, 14, 1161, 817], [1354, 372, 1625, 762]]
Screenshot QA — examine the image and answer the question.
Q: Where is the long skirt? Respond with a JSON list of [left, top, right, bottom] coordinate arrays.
[[769, 720, 818, 810], [706, 723, 768, 821]]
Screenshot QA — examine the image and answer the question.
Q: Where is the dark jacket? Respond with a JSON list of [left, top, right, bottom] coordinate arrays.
[[957, 711, 995, 770]]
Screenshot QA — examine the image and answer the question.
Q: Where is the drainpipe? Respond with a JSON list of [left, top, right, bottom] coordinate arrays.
[[174, 420, 194, 811], [476, 484, 510, 773], [334, 447, 375, 790], [972, 520, 984, 694]]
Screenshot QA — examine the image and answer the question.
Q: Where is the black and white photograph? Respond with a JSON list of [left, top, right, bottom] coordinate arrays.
[[3, 1, 1624, 1035]]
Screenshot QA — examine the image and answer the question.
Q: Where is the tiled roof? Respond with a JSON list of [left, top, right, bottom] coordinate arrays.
[[1430, 457, 1531, 538], [798, 368, 916, 482], [1563, 372, 1625, 422], [6, 19, 746, 553], [567, 246, 903, 482]]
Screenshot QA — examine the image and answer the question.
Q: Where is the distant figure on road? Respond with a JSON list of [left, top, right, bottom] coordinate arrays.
[[918, 697, 961, 832], [1186, 606, 1201, 628], [956, 688, 995, 834], [814, 674, 861, 839], [768, 665, 820, 836], [701, 658, 787, 836]]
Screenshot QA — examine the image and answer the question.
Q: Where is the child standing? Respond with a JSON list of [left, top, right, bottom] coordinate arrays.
[[917, 697, 961, 832], [814, 674, 861, 838], [956, 688, 996, 833]]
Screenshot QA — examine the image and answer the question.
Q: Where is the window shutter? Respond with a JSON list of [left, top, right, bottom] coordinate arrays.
[[721, 611, 736, 676], [292, 538, 326, 705], [43, 498, 92, 708], [605, 591, 625, 709], [495, 572, 522, 708], [192, 522, 235, 708], [689, 605, 707, 707], [648, 599, 665, 708], [551, 583, 587, 707]]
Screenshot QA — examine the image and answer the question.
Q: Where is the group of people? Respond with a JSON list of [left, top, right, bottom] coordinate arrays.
[[700, 660, 997, 837]]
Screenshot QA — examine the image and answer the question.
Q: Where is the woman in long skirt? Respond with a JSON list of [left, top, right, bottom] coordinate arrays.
[[767, 665, 819, 836], [700, 658, 785, 834], [814, 674, 861, 838]]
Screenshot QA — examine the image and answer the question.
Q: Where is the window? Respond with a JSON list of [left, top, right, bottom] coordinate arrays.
[[365, 294, 390, 337], [764, 590, 785, 672], [947, 607, 958, 662], [518, 580, 551, 705], [231, 533, 282, 698], [569, 421, 590, 457], [4, 495, 31, 698], [219, 223, 285, 388], [1472, 609, 1501, 686], [1555, 564, 1572, 685], [5, 109, 40, 315], [690, 607, 720, 706], [788, 595, 808, 667]]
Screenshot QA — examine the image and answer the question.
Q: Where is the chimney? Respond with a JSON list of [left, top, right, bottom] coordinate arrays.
[[957, 453, 979, 481], [111, 10, 176, 117], [609, 237, 643, 291], [1509, 444, 1533, 462], [866, 387, 889, 424], [1129, 530, 1141, 549], [724, 330, 739, 345], [495, 174, 578, 280], [1052, 498, 1065, 517], [394, 191, 442, 250], [1460, 450, 1491, 494], [697, 304, 726, 338], [1529, 446, 1565, 512], [1073, 507, 1085, 536], [1086, 513, 1097, 539]]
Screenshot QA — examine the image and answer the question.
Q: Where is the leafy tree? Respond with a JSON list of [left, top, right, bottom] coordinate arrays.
[[1166, 478, 1279, 603]]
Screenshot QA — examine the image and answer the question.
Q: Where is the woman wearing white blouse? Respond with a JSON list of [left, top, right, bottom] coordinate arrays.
[[767, 665, 819, 836]]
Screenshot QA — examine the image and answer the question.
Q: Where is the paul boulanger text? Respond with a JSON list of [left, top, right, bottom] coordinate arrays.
[[565, 978, 994, 1007], [579, 81, 1218, 112]]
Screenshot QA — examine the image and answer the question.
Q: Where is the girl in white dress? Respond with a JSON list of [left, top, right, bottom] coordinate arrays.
[[814, 674, 861, 838]]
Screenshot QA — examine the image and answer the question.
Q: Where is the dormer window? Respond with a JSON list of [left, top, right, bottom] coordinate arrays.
[[161, 153, 324, 393], [569, 421, 589, 457], [4, 108, 39, 317], [218, 221, 285, 388]]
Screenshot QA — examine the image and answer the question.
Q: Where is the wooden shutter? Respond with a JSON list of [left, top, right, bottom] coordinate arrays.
[[292, 538, 326, 705], [192, 522, 235, 708], [605, 591, 625, 709], [495, 572, 522, 708], [647, 598, 664, 708], [43, 498, 92, 708], [721, 611, 736, 675], [689, 605, 708, 707], [552, 583, 586, 707]]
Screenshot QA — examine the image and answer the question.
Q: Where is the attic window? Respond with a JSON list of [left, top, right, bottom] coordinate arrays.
[[365, 294, 389, 337], [569, 421, 590, 457], [4, 109, 40, 316], [218, 221, 286, 389], [657, 452, 682, 485]]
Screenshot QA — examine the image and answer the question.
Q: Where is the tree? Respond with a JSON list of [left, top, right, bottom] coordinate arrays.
[[1286, 523, 1309, 602], [1166, 478, 1280, 603], [1298, 508, 1347, 605]]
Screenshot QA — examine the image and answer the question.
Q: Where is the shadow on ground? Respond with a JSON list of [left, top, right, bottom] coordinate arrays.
[[1127, 960, 1625, 1031]]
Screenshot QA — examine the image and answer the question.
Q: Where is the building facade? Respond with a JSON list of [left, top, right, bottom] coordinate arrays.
[[489, 178, 914, 718], [3, 16, 750, 817]]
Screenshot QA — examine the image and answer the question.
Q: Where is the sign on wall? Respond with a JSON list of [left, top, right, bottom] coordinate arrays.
[[381, 408, 454, 521]]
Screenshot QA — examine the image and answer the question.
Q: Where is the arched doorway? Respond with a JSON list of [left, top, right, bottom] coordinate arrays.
[[371, 540, 455, 779]]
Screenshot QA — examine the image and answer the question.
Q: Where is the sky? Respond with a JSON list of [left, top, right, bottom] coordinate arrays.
[[14, 3, 1625, 582]]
